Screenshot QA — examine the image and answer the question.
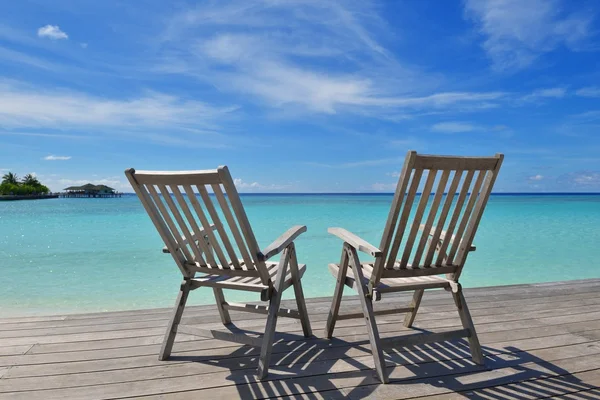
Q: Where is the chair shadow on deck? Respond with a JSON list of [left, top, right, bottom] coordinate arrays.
[[170, 324, 600, 399]]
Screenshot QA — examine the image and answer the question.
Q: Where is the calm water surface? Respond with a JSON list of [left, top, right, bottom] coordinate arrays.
[[1, 194, 599, 316]]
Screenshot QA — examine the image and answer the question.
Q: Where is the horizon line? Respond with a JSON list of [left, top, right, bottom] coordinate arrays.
[[116, 191, 600, 195]]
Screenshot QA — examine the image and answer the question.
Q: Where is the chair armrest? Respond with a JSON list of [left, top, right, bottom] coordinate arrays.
[[419, 224, 476, 252], [328, 227, 382, 257], [162, 224, 217, 254], [259, 225, 307, 261]]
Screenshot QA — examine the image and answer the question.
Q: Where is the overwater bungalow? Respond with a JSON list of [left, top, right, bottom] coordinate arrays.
[[61, 183, 122, 198]]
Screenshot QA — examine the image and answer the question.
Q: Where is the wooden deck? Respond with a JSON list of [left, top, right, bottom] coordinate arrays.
[[1, 279, 600, 399]]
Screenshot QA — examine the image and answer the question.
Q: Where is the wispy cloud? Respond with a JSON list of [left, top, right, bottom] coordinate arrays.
[[431, 121, 477, 133], [307, 157, 402, 168], [0, 80, 236, 133], [37, 25, 68, 40], [157, 1, 508, 117], [528, 174, 544, 181], [464, 0, 594, 70], [576, 86, 600, 97], [561, 171, 600, 187], [430, 121, 511, 134], [371, 182, 396, 191], [521, 87, 567, 102], [43, 155, 71, 161], [233, 178, 291, 192]]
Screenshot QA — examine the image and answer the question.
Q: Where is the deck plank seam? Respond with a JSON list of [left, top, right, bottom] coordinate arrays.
[[2, 280, 597, 323], [2, 331, 600, 387], [3, 341, 599, 397], [4, 300, 600, 342]]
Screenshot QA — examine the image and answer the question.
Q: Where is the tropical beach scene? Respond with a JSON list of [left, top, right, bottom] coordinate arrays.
[[1, 1, 600, 398]]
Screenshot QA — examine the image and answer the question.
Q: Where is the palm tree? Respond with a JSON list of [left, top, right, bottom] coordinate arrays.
[[2, 172, 18, 185], [22, 174, 40, 186]]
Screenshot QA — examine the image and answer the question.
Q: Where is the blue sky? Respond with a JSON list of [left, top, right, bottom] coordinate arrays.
[[1, 0, 600, 192]]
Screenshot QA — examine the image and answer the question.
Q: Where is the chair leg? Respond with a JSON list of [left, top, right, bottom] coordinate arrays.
[[324, 248, 349, 339], [403, 289, 424, 328], [348, 246, 389, 384], [289, 244, 312, 337], [213, 288, 231, 325], [452, 287, 484, 365], [257, 248, 290, 380], [159, 280, 191, 361]]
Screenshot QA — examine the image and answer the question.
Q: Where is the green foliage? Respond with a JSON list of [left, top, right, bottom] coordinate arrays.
[[0, 172, 50, 196], [22, 174, 40, 186], [2, 172, 19, 185]]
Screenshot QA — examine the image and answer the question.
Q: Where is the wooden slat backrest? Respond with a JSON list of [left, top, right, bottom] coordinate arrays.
[[372, 151, 503, 284], [125, 167, 270, 284]]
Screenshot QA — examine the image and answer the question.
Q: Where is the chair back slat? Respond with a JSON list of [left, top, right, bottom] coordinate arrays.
[[423, 170, 462, 267], [197, 185, 241, 269], [168, 185, 217, 266], [146, 183, 197, 263], [371, 151, 503, 285], [398, 169, 438, 268], [125, 167, 270, 284], [412, 169, 451, 268], [446, 170, 487, 265], [373, 152, 418, 283], [384, 168, 423, 270], [218, 167, 270, 284], [211, 183, 256, 271], [435, 170, 474, 266], [453, 162, 502, 275], [127, 179, 189, 276], [183, 185, 230, 268]]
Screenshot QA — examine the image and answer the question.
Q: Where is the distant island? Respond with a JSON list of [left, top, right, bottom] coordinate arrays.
[[0, 172, 56, 201], [62, 184, 121, 198]]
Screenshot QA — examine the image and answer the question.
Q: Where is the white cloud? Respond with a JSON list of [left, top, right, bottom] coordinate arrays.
[[528, 174, 544, 181], [307, 157, 402, 168], [37, 25, 68, 40], [431, 122, 476, 133], [158, 1, 508, 116], [44, 155, 71, 161], [521, 87, 567, 102], [570, 172, 600, 186], [464, 0, 593, 70], [576, 87, 600, 97], [371, 182, 396, 191], [233, 178, 290, 192], [0, 80, 236, 130]]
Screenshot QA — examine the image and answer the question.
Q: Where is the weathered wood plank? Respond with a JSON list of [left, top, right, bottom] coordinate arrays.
[[5, 339, 596, 400], [3, 287, 600, 333], [2, 278, 597, 325], [3, 289, 600, 340], [4, 302, 600, 371], [1, 280, 600, 400]]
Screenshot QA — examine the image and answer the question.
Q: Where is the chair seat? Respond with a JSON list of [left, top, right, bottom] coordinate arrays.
[[191, 260, 306, 294], [328, 262, 452, 293]]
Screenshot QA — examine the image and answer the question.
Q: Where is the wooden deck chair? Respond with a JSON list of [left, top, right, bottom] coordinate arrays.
[[125, 166, 312, 379], [324, 151, 503, 383]]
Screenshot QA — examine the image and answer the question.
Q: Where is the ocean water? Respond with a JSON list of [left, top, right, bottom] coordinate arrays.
[[1, 194, 599, 317]]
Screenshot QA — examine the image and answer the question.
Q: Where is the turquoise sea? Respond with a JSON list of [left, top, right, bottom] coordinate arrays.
[[1, 194, 599, 317]]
